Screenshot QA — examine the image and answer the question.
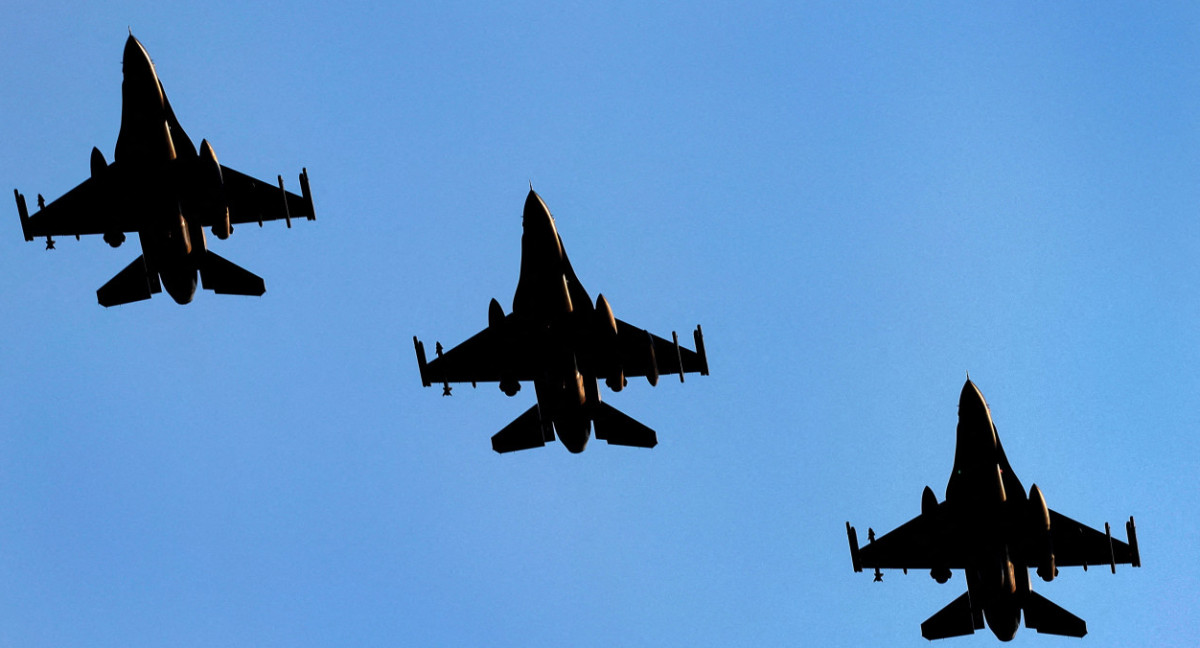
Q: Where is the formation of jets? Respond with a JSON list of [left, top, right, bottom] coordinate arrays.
[[11, 34, 1142, 640]]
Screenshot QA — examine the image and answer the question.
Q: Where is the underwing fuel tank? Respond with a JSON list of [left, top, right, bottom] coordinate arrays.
[[595, 294, 624, 392], [1029, 484, 1057, 581], [490, 298, 520, 397], [198, 139, 231, 239]]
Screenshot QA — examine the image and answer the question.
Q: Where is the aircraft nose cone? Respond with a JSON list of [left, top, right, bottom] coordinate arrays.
[[123, 34, 148, 64], [959, 378, 987, 413], [957, 378, 998, 450], [122, 33, 157, 82], [523, 188, 552, 227]]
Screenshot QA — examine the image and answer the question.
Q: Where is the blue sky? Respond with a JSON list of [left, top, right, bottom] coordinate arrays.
[[0, 2, 1194, 646]]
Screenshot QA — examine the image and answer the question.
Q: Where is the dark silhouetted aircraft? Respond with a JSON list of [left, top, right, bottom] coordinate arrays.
[[13, 34, 315, 307], [846, 379, 1140, 641], [414, 188, 708, 454]]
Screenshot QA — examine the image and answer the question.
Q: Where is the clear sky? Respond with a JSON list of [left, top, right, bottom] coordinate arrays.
[[0, 2, 1194, 646]]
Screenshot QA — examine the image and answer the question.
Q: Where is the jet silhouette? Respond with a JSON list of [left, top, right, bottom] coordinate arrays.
[[14, 34, 315, 307], [846, 379, 1140, 641], [414, 188, 708, 453]]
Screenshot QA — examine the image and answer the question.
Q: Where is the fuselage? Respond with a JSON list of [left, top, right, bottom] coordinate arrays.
[[111, 35, 209, 304], [510, 190, 602, 453], [947, 380, 1035, 641]]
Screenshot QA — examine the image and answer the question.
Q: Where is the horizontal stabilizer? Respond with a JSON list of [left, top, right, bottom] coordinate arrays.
[[1024, 591, 1086, 637], [921, 592, 982, 640], [198, 251, 265, 296], [592, 401, 657, 448], [97, 255, 159, 307], [491, 405, 554, 453]]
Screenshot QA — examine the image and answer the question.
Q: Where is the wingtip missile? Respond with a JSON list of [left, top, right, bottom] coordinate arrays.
[[14, 189, 32, 242], [413, 336, 431, 387], [846, 522, 863, 572], [693, 325, 709, 376], [300, 168, 315, 220], [1126, 516, 1140, 568], [1106, 522, 1116, 573]]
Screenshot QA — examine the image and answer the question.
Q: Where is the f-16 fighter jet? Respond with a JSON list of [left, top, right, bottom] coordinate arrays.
[[846, 379, 1140, 641], [13, 34, 315, 307], [414, 188, 708, 454]]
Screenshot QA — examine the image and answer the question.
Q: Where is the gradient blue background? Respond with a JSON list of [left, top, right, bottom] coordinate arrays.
[[0, 2, 1193, 646]]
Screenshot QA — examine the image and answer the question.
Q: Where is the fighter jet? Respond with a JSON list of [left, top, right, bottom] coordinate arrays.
[[13, 34, 315, 307], [845, 379, 1140, 641], [414, 188, 708, 454]]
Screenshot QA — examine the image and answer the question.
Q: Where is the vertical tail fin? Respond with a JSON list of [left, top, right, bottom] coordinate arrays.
[[14, 190, 33, 241], [1024, 591, 1086, 637]]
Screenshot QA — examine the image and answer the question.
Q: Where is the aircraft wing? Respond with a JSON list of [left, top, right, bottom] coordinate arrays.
[[611, 319, 708, 380], [220, 166, 315, 226], [416, 326, 540, 385], [855, 514, 969, 570], [1049, 510, 1139, 568], [16, 175, 135, 239]]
